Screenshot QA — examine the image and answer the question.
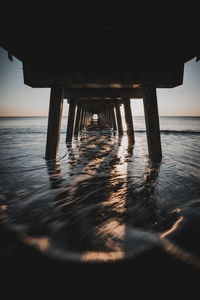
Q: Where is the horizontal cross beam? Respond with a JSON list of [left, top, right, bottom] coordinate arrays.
[[64, 88, 144, 99], [23, 64, 184, 88]]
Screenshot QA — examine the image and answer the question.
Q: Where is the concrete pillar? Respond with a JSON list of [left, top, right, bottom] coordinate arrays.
[[45, 86, 64, 160], [74, 104, 81, 136], [124, 99, 135, 143], [66, 100, 76, 142], [115, 103, 123, 135], [143, 85, 162, 162]]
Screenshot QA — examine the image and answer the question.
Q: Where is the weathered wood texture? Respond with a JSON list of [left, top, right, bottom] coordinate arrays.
[[45, 86, 64, 160], [143, 86, 162, 162]]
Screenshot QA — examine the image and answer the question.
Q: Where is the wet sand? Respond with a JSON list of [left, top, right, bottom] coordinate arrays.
[[1, 222, 199, 297]]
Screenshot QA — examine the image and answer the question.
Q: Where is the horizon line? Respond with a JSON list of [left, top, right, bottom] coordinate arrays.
[[0, 115, 200, 118]]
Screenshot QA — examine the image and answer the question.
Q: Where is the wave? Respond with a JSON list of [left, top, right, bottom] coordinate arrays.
[[1, 129, 200, 135], [161, 130, 200, 135], [135, 130, 200, 135]]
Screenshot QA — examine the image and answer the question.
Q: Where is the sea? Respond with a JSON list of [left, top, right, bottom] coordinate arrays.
[[0, 116, 200, 276]]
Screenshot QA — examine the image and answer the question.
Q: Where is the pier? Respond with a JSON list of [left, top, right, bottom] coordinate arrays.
[[0, 13, 198, 162], [0, 9, 200, 285], [45, 86, 162, 160]]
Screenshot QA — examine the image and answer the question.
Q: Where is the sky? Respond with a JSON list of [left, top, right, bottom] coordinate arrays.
[[0, 46, 200, 117]]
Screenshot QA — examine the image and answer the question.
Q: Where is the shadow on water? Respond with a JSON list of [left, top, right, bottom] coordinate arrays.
[[43, 131, 182, 264], [1, 129, 199, 279], [1, 130, 200, 291]]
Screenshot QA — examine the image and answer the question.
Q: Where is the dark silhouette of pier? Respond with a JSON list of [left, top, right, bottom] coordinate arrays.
[[0, 11, 199, 162], [0, 9, 200, 296]]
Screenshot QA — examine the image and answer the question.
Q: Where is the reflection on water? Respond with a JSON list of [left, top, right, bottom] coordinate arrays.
[[1, 129, 200, 269], [47, 160, 62, 189]]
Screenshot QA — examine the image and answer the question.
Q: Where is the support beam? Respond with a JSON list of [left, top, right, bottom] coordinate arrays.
[[79, 106, 85, 131], [82, 109, 87, 130], [143, 85, 162, 162], [64, 88, 144, 99], [24, 65, 184, 89], [124, 99, 135, 143], [115, 104, 123, 135], [66, 100, 76, 142], [45, 86, 64, 160], [74, 104, 82, 136], [111, 106, 117, 130], [105, 108, 111, 127]]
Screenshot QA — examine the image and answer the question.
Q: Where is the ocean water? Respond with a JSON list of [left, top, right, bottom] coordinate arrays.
[[0, 116, 200, 269]]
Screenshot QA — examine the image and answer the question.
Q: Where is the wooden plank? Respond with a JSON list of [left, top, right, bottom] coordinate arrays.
[[45, 86, 64, 160], [143, 85, 162, 162]]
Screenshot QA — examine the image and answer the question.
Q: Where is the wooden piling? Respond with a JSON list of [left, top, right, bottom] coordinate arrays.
[[79, 106, 85, 131], [66, 100, 76, 142], [85, 111, 89, 129], [82, 109, 87, 130], [124, 99, 135, 143], [115, 104, 123, 135], [45, 86, 64, 160], [143, 85, 162, 162], [82, 107, 87, 130], [74, 104, 81, 136], [102, 110, 107, 127], [105, 108, 111, 127], [111, 106, 117, 130]]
